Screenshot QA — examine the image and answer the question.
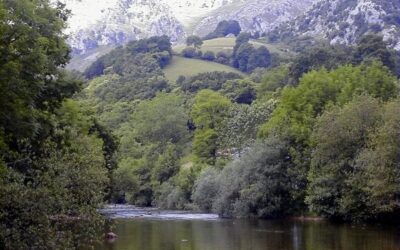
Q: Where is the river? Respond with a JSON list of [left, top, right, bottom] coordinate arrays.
[[95, 206, 400, 250]]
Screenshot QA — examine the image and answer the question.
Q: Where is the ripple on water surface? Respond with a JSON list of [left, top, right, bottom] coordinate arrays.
[[99, 205, 220, 220]]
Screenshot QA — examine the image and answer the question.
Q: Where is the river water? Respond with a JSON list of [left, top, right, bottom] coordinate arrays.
[[95, 206, 400, 250]]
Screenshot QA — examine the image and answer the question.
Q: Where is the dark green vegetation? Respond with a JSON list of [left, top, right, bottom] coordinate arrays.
[[81, 17, 400, 223], [0, 0, 116, 248], [1, 1, 400, 248], [204, 20, 242, 40], [181, 29, 273, 74]]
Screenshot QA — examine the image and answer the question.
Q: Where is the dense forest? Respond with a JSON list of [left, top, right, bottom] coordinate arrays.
[[82, 21, 400, 223], [0, 0, 115, 248], [1, 0, 400, 248]]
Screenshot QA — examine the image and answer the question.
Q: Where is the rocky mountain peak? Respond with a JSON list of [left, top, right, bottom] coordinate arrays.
[[272, 0, 400, 50], [58, 0, 316, 55]]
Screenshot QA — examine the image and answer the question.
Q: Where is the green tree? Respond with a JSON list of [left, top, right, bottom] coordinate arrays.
[[191, 90, 231, 129], [259, 62, 398, 144], [202, 51, 216, 61], [192, 167, 221, 211], [182, 47, 199, 58], [259, 62, 398, 211], [0, 0, 76, 157], [221, 79, 257, 104], [205, 20, 241, 39], [217, 101, 275, 154], [288, 43, 352, 84], [186, 35, 203, 49], [193, 129, 219, 165], [129, 93, 190, 145], [213, 139, 293, 218], [0, 1, 112, 247], [191, 90, 231, 163], [354, 100, 400, 218], [257, 65, 290, 97], [235, 43, 255, 72], [306, 95, 382, 220], [353, 34, 397, 74], [247, 46, 271, 72], [152, 143, 181, 184]]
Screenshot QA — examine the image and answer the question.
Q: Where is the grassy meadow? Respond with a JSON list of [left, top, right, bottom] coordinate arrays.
[[163, 56, 245, 82], [173, 37, 295, 60]]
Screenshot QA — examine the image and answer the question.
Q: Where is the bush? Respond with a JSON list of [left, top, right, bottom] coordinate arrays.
[[215, 51, 230, 64], [179, 71, 243, 93], [205, 20, 241, 40], [202, 51, 216, 61], [186, 35, 203, 48], [192, 168, 221, 211], [154, 182, 188, 209], [212, 139, 293, 218], [181, 47, 196, 58]]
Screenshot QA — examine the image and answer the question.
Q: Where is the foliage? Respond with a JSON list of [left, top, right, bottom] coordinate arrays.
[[0, 0, 77, 157], [0, 1, 112, 247], [191, 90, 231, 164], [258, 62, 398, 214], [215, 51, 230, 64], [354, 100, 400, 218], [258, 65, 290, 96], [186, 35, 203, 49], [92, 55, 169, 102], [202, 51, 216, 61], [232, 33, 272, 73], [220, 79, 257, 104], [235, 43, 256, 72], [178, 71, 243, 93], [193, 129, 219, 165], [307, 96, 400, 221], [113, 93, 190, 204], [288, 43, 352, 84], [0, 101, 108, 248], [191, 90, 231, 129], [212, 139, 293, 218], [112, 159, 139, 203], [259, 62, 399, 144], [205, 20, 241, 40], [217, 101, 275, 153], [353, 34, 397, 74], [128, 93, 189, 145], [152, 143, 181, 184], [247, 46, 272, 72], [182, 47, 201, 58], [153, 182, 188, 209], [306, 96, 381, 220], [84, 36, 172, 79], [192, 167, 221, 211]]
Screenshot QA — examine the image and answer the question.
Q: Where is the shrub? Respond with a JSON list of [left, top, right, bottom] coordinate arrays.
[[212, 139, 293, 218], [202, 51, 216, 61], [192, 168, 221, 212], [182, 47, 197, 58]]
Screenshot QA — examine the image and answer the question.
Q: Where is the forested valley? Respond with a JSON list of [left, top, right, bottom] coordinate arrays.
[[1, 0, 400, 249]]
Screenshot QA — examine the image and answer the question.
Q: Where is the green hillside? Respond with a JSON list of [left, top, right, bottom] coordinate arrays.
[[163, 56, 245, 82], [67, 45, 114, 72], [173, 37, 295, 59]]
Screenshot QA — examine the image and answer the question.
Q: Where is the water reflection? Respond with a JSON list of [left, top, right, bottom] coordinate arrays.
[[95, 218, 400, 250]]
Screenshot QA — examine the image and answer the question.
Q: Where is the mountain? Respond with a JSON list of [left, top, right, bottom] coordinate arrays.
[[60, 0, 185, 55], [270, 0, 400, 50], [58, 0, 317, 55], [192, 0, 317, 37]]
